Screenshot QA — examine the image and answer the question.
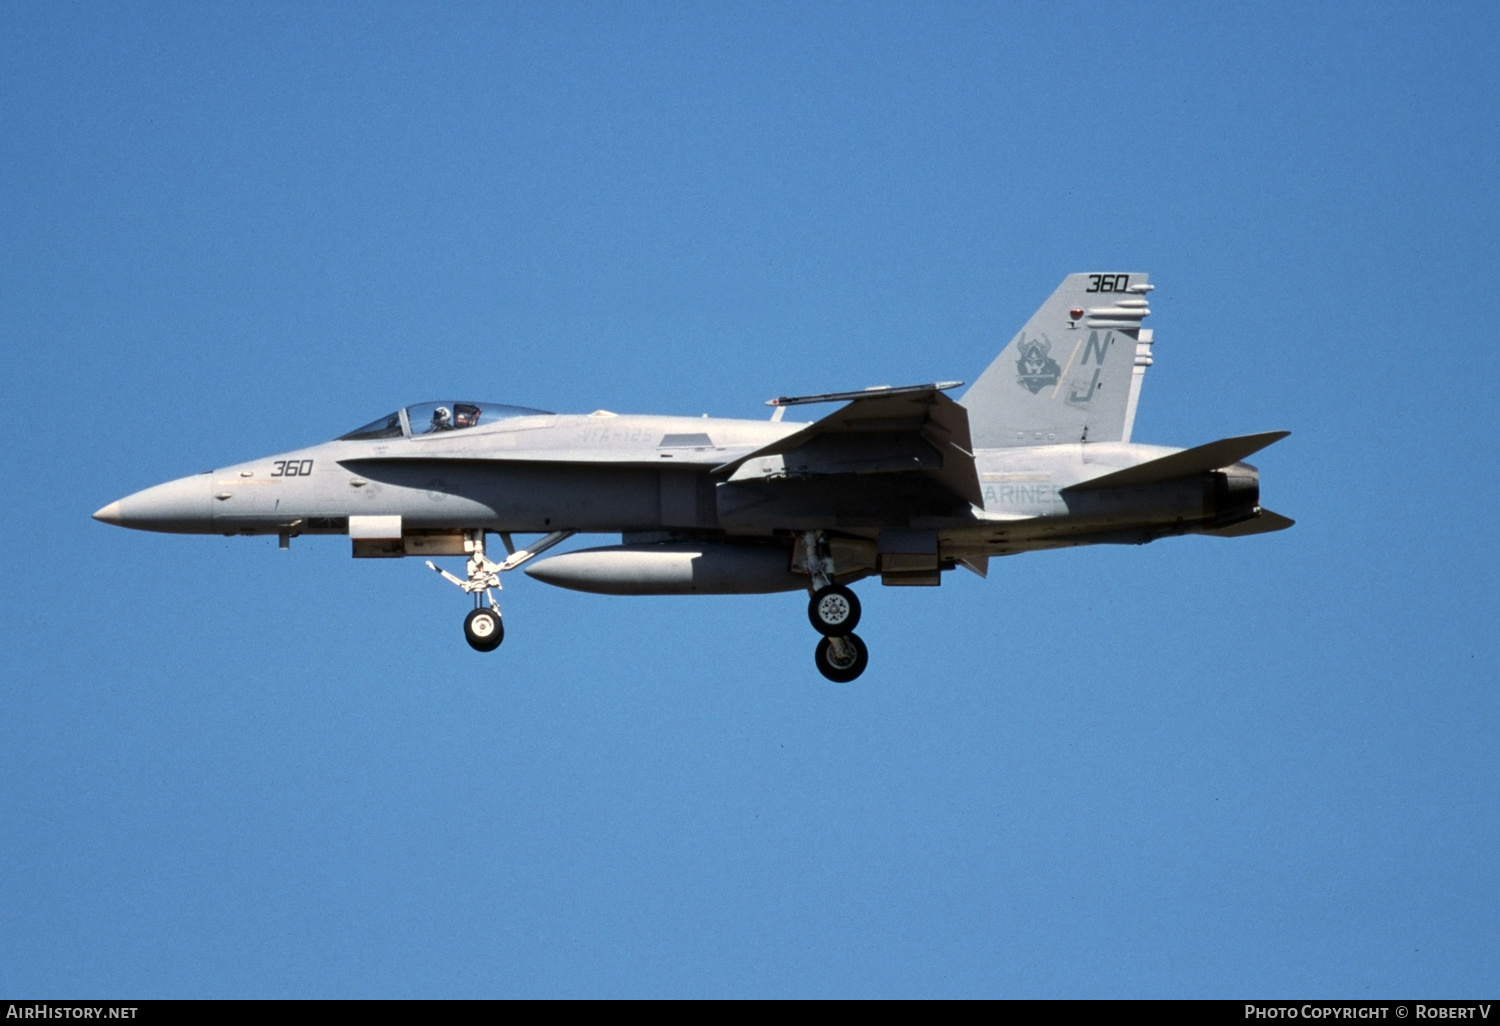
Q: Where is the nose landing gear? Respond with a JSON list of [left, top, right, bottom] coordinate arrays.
[[427, 529, 574, 652], [801, 531, 869, 682]]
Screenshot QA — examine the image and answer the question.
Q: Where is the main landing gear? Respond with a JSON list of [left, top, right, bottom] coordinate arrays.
[[802, 531, 868, 682], [427, 529, 574, 652]]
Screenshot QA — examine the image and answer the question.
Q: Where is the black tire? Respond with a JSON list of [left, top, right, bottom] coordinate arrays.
[[464, 607, 504, 652], [814, 633, 869, 683], [808, 584, 861, 636]]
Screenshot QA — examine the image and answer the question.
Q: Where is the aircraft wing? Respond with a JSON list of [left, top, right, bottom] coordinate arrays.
[[715, 386, 982, 511]]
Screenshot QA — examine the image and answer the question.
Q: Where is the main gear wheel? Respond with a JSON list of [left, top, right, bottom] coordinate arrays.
[[814, 633, 868, 682], [808, 584, 861, 636]]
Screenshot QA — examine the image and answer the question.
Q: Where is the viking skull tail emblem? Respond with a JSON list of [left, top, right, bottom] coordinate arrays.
[[1015, 335, 1061, 394]]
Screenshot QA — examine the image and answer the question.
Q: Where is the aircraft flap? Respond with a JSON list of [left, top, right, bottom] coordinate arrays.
[[1062, 431, 1290, 491], [715, 388, 982, 509]]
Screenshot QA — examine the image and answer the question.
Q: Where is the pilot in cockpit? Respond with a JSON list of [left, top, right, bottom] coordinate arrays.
[[430, 406, 454, 432]]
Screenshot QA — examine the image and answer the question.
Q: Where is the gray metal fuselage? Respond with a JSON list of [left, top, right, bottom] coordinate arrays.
[[96, 272, 1290, 602], [100, 410, 1257, 562]]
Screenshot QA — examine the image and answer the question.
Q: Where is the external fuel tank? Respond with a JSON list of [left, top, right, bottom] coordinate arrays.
[[524, 541, 803, 595]]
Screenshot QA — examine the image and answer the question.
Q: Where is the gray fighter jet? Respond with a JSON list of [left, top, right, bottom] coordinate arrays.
[[94, 273, 1290, 681]]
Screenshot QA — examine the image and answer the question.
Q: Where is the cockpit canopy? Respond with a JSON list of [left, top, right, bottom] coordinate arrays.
[[339, 401, 553, 441]]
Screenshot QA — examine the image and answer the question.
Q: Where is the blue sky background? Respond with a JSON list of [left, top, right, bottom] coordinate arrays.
[[2, 1, 1496, 998]]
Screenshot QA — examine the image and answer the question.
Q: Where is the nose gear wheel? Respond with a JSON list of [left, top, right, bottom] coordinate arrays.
[[464, 607, 504, 652]]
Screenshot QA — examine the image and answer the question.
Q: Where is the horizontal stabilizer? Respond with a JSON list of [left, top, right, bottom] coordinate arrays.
[[1063, 431, 1290, 491], [1201, 508, 1295, 537]]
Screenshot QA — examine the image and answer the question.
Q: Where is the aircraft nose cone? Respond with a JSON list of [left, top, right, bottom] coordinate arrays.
[[94, 473, 214, 533]]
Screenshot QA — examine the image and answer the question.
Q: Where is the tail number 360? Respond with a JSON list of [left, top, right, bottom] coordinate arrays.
[[272, 460, 314, 477], [1086, 274, 1130, 293]]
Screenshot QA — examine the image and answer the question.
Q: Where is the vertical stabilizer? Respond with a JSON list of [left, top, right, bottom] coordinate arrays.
[[961, 273, 1152, 448]]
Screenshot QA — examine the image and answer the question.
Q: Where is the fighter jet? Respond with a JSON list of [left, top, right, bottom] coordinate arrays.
[[94, 273, 1290, 681]]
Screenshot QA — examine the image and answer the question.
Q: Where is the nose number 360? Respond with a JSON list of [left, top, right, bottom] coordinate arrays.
[[271, 459, 314, 477]]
